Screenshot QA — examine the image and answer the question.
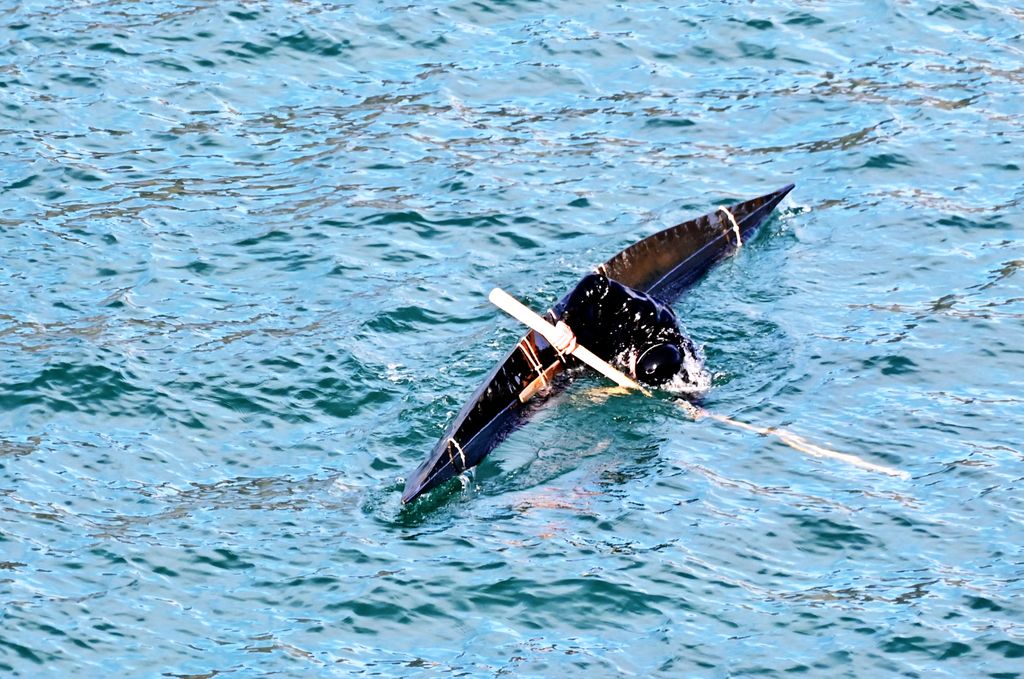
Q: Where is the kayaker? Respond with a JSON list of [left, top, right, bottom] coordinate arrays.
[[549, 271, 709, 393]]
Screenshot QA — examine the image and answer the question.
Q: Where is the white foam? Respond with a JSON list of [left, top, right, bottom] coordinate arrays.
[[613, 346, 712, 397], [662, 351, 713, 397]]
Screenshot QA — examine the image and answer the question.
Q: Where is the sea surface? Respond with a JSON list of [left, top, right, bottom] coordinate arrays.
[[2, 1, 1022, 676]]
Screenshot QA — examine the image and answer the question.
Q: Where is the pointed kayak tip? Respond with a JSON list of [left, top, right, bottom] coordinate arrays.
[[401, 450, 447, 504], [727, 182, 795, 235], [401, 476, 423, 504], [770, 182, 796, 206], [759, 182, 794, 209]]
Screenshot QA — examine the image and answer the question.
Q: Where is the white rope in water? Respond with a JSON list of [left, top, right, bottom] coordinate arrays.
[[681, 403, 911, 479]]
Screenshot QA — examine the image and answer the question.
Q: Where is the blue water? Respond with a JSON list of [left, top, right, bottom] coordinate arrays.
[[2, 1, 1023, 676]]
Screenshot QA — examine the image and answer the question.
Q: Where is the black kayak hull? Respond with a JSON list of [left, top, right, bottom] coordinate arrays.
[[402, 184, 794, 504]]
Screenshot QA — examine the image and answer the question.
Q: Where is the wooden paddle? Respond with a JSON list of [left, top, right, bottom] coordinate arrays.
[[488, 288, 652, 395], [489, 287, 910, 480]]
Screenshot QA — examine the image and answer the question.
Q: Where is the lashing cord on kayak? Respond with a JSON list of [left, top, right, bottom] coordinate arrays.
[[447, 437, 467, 471], [718, 206, 743, 248], [518, 338, 548, 385]]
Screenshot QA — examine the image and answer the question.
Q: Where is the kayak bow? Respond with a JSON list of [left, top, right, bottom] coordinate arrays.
[[401, 184, 795, 504]]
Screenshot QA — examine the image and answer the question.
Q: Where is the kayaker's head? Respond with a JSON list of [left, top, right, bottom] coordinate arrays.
[[634, 342, 684, 386]]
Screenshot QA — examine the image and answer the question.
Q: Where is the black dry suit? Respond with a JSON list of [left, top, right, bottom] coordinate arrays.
[[559, 272, 703, 390]]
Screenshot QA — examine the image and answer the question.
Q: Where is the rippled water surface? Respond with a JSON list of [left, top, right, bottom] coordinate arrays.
[[2, 1, 1023, 676]]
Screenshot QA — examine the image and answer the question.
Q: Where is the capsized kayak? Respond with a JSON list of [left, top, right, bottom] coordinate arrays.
[[402, 184, 795, 504]]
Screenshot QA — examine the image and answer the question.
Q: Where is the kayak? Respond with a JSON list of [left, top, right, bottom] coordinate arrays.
[[401, 184, 795, 504]]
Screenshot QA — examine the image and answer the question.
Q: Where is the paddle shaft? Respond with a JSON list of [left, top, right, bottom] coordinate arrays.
[[488, 288, 650, 394], [489, 287, 909, 480]]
